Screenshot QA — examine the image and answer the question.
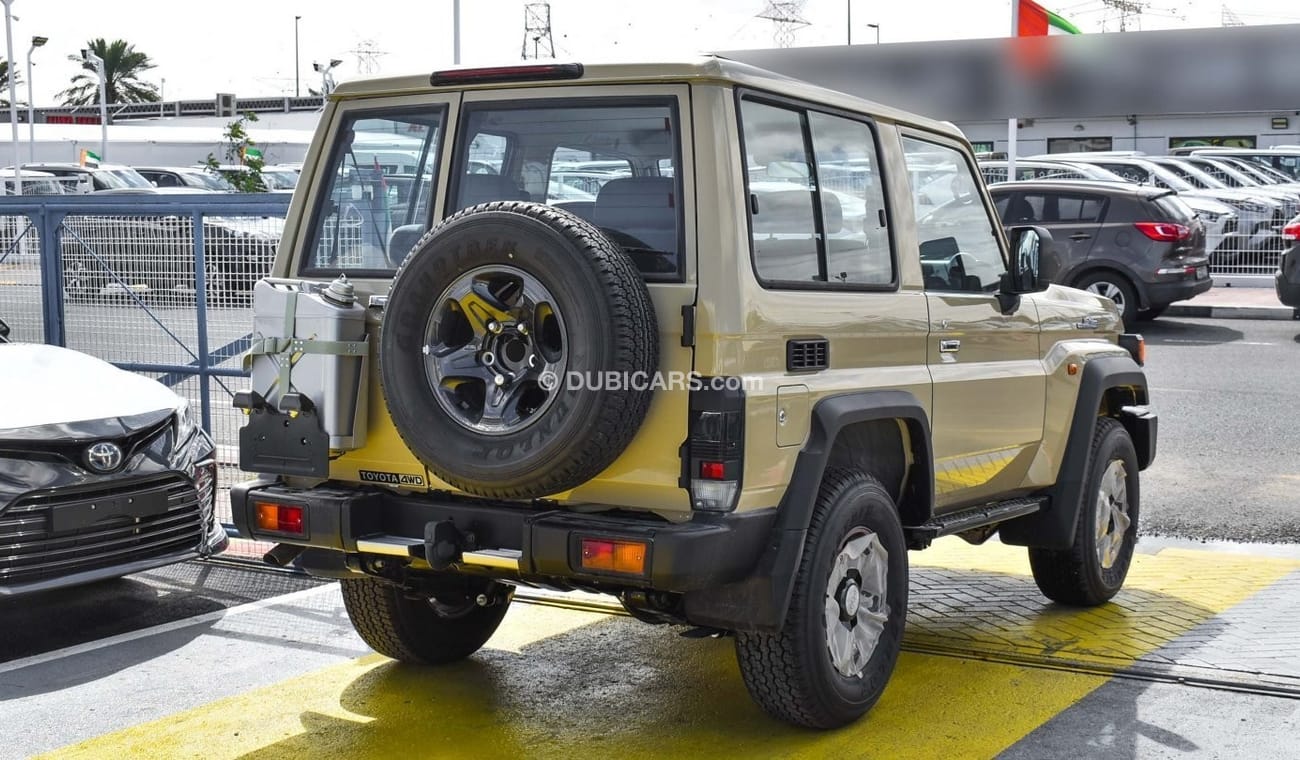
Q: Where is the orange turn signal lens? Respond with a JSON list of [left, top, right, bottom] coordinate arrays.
[[255, 502, 305, 535], [580, 538, 648, 575]]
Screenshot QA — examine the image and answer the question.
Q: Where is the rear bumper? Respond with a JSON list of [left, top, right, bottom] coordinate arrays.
[[1145, 273, 1212, 308], [230, 480, 776, 593], [1276, 245, 1300, 307]]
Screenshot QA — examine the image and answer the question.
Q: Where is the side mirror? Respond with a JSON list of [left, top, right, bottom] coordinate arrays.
[[999, 226, 1060, 306]]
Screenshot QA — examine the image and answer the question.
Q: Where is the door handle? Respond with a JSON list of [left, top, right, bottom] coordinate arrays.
[[939, 339, 961, 353], [1069, 233, 1092, 241]]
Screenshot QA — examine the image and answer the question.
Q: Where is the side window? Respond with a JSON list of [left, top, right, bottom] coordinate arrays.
[[1099, 164, 1146, 184], [807, 111, 893, 285], [303, 108, 444, 273], [739, 97, 894, 287], [740, 99, 820, 283], [1017, 193, 1106, 223], [981, 167, 1009, 184], [903, 137, 1005, 294], [453, 100, 683, 279]]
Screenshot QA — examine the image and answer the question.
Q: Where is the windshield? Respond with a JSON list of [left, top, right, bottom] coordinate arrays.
[[187, 171, 236, 191], [261, 170, 299, 190], [101, 168, 153, 189]]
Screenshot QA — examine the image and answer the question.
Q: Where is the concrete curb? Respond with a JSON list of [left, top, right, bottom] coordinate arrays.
[[1165, 303, 1298, 321]]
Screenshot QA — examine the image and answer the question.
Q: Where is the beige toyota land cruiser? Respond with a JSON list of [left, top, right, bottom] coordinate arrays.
[[232, 58, 1156, 729]]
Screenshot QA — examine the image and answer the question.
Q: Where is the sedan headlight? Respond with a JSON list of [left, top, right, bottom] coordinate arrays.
[[175, 398, 198, 446]]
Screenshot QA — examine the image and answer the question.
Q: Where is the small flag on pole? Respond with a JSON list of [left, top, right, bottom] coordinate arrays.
[[1017, 0, 1082, 36], [79, 149, 101, 167], [241, 146, 264, 164]]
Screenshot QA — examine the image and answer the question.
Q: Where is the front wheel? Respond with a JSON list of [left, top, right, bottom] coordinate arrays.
[[340, 576, 513, 664], [734, 469, 908, 729], [1029, 417, 1140, 606]]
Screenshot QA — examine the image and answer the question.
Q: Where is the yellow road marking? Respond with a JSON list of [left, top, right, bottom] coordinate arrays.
[[41, 542, 1298, 760], [909, 539, 1299, 669], [42, 623, 1103, 760]]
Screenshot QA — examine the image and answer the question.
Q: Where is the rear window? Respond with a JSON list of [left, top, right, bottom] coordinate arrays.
[[302, 107, 445, 274], [450, 98, 684, 280], [1151, 194, 1197, 223]]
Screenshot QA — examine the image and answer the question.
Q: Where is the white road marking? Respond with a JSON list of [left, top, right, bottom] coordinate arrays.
[[0, 584, 335, 676]]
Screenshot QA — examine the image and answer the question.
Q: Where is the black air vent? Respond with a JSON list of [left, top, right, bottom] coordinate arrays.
[[787, 338, 829, 372]]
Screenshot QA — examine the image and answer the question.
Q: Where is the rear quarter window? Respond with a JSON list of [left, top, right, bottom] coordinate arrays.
[[1151, 194, 1196, 223]]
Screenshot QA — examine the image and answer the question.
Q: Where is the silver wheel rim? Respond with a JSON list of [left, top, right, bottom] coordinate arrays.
[[1094, 459, 1131, 569], [421, 264, 567, 435], [1086, 281, 1127, 311], [824, 527, 890, 678]]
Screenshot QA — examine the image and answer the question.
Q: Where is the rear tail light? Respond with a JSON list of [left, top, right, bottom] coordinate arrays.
[[579, 538, 648, 575], [1283, 221, 1300, 240], [1134, 222, 1191, 242], [254, 501, 306, 536], [430, 63, 583, 86], [686, 383, 746, 512]]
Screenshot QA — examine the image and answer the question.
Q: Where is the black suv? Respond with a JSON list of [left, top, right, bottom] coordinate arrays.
[[990, 180, 1211, 325]]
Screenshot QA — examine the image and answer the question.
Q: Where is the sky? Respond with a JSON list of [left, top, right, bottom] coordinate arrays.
[[6, 0, 1300, 107]]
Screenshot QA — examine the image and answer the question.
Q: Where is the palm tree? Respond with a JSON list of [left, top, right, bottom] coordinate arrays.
[[0, 60, 23, 107], [58, 39, 159, 106]]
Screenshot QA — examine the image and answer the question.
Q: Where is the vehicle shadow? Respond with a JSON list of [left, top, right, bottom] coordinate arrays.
[[0, 560, 320, 699], [1138, 318, 1244, 346], [231, 567, 1222, 760]]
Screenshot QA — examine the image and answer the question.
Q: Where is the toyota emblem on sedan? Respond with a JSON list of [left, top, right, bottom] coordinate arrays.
[[85, 441, 124, 473]]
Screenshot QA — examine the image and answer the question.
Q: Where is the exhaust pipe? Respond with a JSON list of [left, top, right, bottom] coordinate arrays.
[[263, 543, 306, 568]]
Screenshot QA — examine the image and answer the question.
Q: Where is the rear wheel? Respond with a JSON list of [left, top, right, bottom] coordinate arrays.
[[1076, 271, 1138, 328], [734, 469, 908, 728], [340, 576, 513, 664], [1029, 417, 1140, 606]]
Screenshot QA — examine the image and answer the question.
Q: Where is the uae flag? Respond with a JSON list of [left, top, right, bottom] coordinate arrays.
[[1017, 0, 1082, 36]]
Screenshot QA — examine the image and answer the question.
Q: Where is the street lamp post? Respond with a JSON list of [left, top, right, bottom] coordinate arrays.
[[294, 15, 301, 97], [27, 35, 46, 164], [1, 0, 22, 194], [867, 22, 880, 44], [847, 0, 851, 45], [80, 48, 107, 162], [453, 0, 460, 65]]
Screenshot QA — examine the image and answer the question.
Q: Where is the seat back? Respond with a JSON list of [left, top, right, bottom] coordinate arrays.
[[593, 177, 677, 252]]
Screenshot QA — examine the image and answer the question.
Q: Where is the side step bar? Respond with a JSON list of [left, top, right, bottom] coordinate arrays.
[[904, 497, 1046, 550]]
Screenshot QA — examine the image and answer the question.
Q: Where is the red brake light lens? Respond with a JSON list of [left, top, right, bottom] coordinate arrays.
[[1283, 221, 1300, 241], [580, 538, 648, 575], [700, 461, 726, 480], [1134, 222, 1191, 242], [255, 502, 305, 536], [430, 63, 583, 86]]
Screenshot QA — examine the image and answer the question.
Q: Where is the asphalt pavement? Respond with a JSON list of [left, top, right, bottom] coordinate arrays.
[[1139, 315, 1300, 543]]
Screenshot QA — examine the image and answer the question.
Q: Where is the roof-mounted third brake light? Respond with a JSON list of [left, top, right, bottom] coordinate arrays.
[[430, 63, 584, 87]]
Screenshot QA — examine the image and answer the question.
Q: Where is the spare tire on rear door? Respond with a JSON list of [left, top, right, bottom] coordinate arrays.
[[379, 201, 659, 499]]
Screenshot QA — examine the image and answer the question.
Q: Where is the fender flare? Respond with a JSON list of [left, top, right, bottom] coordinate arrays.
[[681, 389, 932, 632], [999, 354, 1153, 549]]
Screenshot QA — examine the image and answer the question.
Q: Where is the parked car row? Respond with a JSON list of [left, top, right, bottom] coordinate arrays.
[[2, 162, 300, 195], [978, 147, 1300, 324]]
